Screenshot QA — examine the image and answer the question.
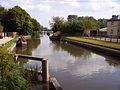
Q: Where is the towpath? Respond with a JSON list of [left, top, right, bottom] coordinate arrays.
[[0, 37, 13, 46]]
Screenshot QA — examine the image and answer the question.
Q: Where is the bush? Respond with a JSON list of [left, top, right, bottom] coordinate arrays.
[[0, 48, 30, 90]]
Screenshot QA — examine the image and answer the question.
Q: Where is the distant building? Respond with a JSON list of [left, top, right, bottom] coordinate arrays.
[[107, 15, 120, 37], [0, 32, 17, 37], [99, 28, 107, 36], [84, 29, 98, 36], [7, 32, 17, 37]]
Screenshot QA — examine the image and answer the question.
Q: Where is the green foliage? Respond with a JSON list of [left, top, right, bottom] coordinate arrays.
[[31, 31, 40, 38], [60, 22, 84, 34], [3, 37, 18, 49], [65, 37, 120, 49], [50, 15, 99, 34], [0, 5, 7, 24], [2, 5, 43, 36], [98, 19, 107, 29], [50, 16, 65, 32], [0, 23, 3, 32], [31, 18, 41, 31], [0, 48, 14, 78], [0, 64, 30, 90], [3, 6, 33, 35], [78, 16, 99, 30], [67, 15, 78, 22], [0, 48, 30, 90]]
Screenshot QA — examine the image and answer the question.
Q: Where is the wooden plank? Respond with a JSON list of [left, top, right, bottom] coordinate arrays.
[[15, 54, 45, 61], [15, 54, 49, 83]]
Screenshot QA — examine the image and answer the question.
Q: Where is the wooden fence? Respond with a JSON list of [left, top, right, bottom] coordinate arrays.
[[15, 54, 49, 83]]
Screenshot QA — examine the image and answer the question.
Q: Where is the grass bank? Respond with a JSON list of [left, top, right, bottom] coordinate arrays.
[[64, 36, 120, 49], [3, 37, 18, 49]]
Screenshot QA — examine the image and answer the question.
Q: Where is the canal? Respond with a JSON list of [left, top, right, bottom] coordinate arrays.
[[16, 35, 120, 90]]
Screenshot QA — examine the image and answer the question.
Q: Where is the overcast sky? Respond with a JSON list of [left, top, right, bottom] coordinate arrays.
[[0, 0, 120, 28]]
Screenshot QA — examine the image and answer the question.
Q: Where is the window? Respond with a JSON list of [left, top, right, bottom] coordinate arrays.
[[111, 21, 114, 25], [118, 29, 120, 32], [111, 30, 113, 34]]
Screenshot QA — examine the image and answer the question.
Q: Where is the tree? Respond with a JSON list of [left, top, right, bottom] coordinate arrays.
[[78, 16, 99, 30], [50, 16, 65, 32], [98, 19, 107, 29], [20, 17, 33, 35], [60, 22, 84, 34], [0, 23, 3, 32], [67, 15, 78, 22], [31, 18, 41, 31], [0, 5, 7, 23], [3, 6, 33, 35]]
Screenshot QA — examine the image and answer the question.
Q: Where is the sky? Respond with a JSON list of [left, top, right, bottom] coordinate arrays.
[[0, 0, 120, 28]]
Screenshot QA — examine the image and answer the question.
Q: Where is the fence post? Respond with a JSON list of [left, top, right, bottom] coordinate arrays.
[[42, 59, 49, 83], [117, 36, 118, 43]]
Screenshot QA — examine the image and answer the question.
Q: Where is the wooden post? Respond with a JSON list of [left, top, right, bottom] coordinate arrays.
[[105, 36, 106, 41], [117, 36, 118, 43], [42, 59, 49, 83]]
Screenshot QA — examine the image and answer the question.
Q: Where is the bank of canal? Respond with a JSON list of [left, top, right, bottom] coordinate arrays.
[[16, 35, 120, 90]]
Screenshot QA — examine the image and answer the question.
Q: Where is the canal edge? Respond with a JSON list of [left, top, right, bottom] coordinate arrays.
[[63, 38, 120, 58]]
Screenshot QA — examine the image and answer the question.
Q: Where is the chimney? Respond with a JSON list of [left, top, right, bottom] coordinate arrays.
[[112, 15, 118, 20]]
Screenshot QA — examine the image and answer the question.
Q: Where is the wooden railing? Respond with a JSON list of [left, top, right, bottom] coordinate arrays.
[[15, 54, 49, 83]]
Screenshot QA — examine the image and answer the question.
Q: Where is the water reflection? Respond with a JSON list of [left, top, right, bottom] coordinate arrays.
[[16, 35, 120, 90], [51, 41, 92, 59], [16, 38, 40, 55], [16, 38, 40, 65]]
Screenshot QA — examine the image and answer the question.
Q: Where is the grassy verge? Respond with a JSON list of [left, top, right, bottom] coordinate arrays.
[[65, 36, 120, 49], [3, 37, 18, 49]]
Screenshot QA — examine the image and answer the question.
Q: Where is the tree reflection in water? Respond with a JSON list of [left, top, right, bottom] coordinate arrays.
[[50, 41, 92, 59], [50, 41, 120, 67]]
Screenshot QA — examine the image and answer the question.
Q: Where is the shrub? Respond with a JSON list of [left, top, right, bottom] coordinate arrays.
[[0, 48, 30, 90]]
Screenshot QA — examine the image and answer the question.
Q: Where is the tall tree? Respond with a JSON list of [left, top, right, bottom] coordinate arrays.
[[60, 22, 84, 34], [4, 6, 33, 35], [50, 16, 65, 32], [0, 5, 7, 23], [67, 15, 78, 22], [78, 16, 99, 30], [0, 23, 3, 32], [98, 19, 107, 29], [31, 18, 41, 31]]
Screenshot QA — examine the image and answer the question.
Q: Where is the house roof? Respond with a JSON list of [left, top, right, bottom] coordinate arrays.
[[99, 28, 107, 32], [107, 19, 120, 21]]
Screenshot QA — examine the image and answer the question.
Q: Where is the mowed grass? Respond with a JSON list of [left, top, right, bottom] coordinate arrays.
[[65, 36, 120, 49], [4, 37, 18, 49]]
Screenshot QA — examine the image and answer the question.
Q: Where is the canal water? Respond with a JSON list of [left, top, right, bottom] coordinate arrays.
[[16, 35, 120, 90]]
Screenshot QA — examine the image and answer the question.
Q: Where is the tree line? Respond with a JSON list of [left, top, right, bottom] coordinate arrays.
[[50, 15, 107, 34], [0, 5, 43, 35]]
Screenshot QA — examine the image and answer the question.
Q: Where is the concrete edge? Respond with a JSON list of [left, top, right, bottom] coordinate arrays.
[[49, 77, 63, 90], [63, 38, 120, 58]]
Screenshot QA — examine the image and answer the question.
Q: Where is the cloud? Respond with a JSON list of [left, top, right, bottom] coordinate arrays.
[[0, 0, 120, 27], [21, 4, 51, 12], [60, 0, 80, 8]]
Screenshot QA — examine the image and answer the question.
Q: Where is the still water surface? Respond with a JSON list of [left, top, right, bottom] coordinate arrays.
[[16, 35, 120, 90]]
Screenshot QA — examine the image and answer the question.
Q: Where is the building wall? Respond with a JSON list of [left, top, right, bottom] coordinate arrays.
[[84, 30, 90, 36], [107, 20, 120, 37]]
